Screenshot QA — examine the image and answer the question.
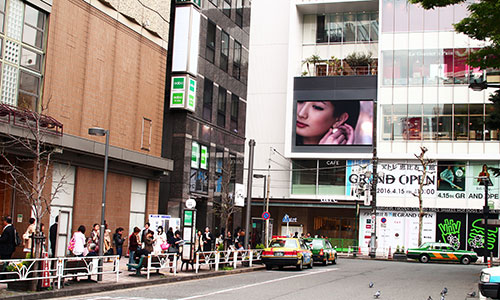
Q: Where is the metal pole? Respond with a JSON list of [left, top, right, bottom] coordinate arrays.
[[265, 174, 270, 247], [483, 178, 489, 263], [98, 131, 109, 281], [369, 100, 378, 259], [262, 176, 266, 213], [244, 139, 255, 249]]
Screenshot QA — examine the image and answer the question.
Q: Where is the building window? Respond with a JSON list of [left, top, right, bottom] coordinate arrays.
[[217, 86, 226, 127], [315, 12, 378, 44], [223, 0, 231, 18], [318, 160, 346, 195], [381, 104, 499, 141], [141, 117, 152, 151], [232, 40, 241, 79], [203, 78, 213, 121], [220, 31, 229, 72], [206, 20, 216, 63], [292, 160, 318, 195], [0, 2, 47, 110], [230, 94, 238, 132], [209, 0, 218, 7], [235, 0, 243, 27], [215, 150, 224, 193], [190, 142, 209, 194]]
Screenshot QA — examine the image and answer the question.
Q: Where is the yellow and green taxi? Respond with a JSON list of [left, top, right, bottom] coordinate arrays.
[[304, 238, 337, 265], [407, 242, 478, 265], [262, 237, 313, 270]]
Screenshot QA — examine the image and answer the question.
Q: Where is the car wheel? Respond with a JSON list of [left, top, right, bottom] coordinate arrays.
[[265, 264, 272, 270], [308, 258, 313, 269], [332, 258, 336, 265], [461, 256, 471, 265], [296, 259, 303, 270], [323, 255, 328, 266], [419, 254, 430, 263]]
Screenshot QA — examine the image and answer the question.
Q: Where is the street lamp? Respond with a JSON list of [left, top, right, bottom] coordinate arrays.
[[88, 127, 109, 281], [253, 174, 269, 246], [478, 175, 493, 263]]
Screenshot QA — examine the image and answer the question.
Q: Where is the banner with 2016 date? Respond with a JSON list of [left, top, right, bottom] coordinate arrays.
[[377, 162, 500, 203]]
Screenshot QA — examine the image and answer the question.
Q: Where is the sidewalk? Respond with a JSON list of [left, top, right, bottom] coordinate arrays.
[[0, 257, 265, 300]]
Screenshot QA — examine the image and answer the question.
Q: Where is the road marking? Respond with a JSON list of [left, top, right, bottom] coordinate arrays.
[[177, 268, 338, 300]]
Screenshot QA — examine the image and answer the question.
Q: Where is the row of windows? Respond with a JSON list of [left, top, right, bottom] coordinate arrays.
[[202, 77, 239, 132], [381, 0, 470, 33], [381, 104, 498, 141], [207, 0, 244, 28], [315, 12, 378, 44], [0, 0, 47, 110], [206, 19, 242, 80], [381, 48, 482, 86]]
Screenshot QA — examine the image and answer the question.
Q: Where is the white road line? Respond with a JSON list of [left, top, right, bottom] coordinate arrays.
[[177, 268, 339, 300]]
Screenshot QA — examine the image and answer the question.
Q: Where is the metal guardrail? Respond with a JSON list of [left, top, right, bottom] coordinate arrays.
[[195, 249, 263, 273], [146, 253, 177, 279], [0, 255, 120, 290]]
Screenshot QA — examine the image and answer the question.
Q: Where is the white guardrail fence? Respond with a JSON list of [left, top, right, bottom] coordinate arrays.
[[0, 249, 264, 289], [195, 249, 263, 273], [345, 246, 394, 258], [0, 255, 120, 289]]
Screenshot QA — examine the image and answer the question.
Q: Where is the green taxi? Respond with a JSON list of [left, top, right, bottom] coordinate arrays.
[[304, 238, 337, 265], [406, 242, 478, 265]]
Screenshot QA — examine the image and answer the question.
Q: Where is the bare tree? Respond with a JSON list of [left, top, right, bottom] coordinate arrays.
[[0, 102, 65, 259], [212, 157, 240, 245], [413, 146, 435, 246]]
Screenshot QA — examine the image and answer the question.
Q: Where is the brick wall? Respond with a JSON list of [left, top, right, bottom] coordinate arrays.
[[43, 0, 167, 157]]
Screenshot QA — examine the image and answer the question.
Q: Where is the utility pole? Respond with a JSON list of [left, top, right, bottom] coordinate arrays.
[[369, 100, 378, 259], [244, 139, 255, 249], [265, 174, 270, 247], [481, 176, 491, 263]]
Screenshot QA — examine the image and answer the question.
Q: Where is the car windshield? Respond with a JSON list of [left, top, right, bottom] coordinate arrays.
[[269, 239, 298, 248], [305, 240, 323, 248], [419, 242, 431, 249]]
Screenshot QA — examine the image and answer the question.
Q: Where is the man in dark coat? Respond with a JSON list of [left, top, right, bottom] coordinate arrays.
[[49, 216, 58, 258], [202, 227, 214, 252], [0, 216, 16, 259]]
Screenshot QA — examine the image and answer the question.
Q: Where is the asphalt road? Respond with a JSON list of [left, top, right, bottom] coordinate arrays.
[[57, 259, 484, 300]]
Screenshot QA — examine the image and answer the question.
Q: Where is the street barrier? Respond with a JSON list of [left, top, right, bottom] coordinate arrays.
[[146, 253, 178, 279], [195, 249, 262, 273], [0, 255, 119, 290]]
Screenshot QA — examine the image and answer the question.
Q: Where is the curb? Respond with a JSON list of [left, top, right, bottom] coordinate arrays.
[[2, 266, 266, 300]]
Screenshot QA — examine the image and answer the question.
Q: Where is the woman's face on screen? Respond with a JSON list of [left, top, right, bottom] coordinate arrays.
[[296, 101, 336, 141]]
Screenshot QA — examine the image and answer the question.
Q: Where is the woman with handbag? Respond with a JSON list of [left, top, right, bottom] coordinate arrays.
[[69, 225, 86, 257], [154, 226, 168, 254]]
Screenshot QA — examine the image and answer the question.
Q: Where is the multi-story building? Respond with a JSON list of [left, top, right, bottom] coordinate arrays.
[[0, 0, 173, 257], [246, 0, 500, 256], [160, 0, 250, 234]]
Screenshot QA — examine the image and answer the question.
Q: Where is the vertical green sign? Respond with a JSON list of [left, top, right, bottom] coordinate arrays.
[[200, 145, 208, 169], [184, 210, 193, 226], [191, 141, 199, 169], [187, 78, 196, 112]]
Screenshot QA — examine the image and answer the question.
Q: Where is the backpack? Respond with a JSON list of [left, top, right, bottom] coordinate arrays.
[[14, 229, 22, 247]]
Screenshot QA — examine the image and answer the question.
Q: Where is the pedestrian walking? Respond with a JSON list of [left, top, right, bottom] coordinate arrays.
[[0, 216, 16, 259], [22, 217, 36, 254], [128, 227, 141, 271], [113, 227, 125, 258], [69, 225, 86, 257], [49, 216, 58, 257]]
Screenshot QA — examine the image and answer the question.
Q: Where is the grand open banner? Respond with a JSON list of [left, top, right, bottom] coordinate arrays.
[[377, 161, 500, 207]]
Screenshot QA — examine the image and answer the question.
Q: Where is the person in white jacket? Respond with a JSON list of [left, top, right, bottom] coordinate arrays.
[[71, 225, 87, 257]]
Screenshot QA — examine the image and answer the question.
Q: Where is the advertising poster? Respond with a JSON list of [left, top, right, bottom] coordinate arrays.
[[294, 100, 373, 146], [345, 159, 371, 197], [377, 162, 437, 197], [359, 210, 436, 251], [466, 162, 500, 206], [467, 213, 499, 257], [436, 161, 466, 199], [436, 213, 467, 250]]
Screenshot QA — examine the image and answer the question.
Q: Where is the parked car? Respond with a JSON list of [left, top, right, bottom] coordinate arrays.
[[407, 242, 478, 265], [479, 266, 500, 299], [262, 238, 313, 270], [304, 238, 337, 265]]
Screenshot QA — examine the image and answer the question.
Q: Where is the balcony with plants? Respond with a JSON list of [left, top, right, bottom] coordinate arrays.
[[301, 52, 377, 77]]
